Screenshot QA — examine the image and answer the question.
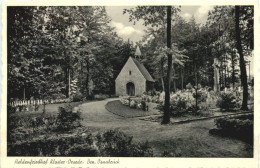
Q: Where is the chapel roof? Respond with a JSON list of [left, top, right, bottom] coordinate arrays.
[[131, 57, 155, 82]]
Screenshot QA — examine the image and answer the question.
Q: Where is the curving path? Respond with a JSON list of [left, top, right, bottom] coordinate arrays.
[[78, 98, 253, 157]]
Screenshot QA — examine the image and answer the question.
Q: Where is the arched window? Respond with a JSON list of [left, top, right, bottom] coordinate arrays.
[[129, 71, 132, 75]]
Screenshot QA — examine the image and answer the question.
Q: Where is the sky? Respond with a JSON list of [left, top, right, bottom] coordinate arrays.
[[106, 6, 214, 43]]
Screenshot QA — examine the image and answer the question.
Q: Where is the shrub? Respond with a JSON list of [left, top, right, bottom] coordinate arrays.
[[216, 92, 240, 111], [210, 114, 253, 143], [66, 144, 98, 156], [192, 89, 207, 103], [7, 105, 16, 114], [8, 130, 153, 157], [96, 130, 153, 157], [56, 104, 82, 131], [156, 88, 213, 116], [120, 98, 130, 106], [72, 91, 84, 102], [129, 100, 136, 108], [94, 94, 108, 100], [8, 133, 93, 156], [141, 100, 148, 111]]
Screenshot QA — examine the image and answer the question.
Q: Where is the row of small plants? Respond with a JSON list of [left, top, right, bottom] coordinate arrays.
[[8, 130, 153, 157], [9, 92, 111, 113], [210, 114, 253, 144], [120, 98, 149, 111]]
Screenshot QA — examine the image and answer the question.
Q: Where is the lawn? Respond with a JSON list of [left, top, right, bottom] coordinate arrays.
[[105, 100, 160, 118], [7, 98, 254, 157]]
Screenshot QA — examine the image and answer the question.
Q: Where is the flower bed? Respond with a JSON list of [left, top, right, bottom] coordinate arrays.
[[106, 100, 159, 118], [120, 97, 149, 111]]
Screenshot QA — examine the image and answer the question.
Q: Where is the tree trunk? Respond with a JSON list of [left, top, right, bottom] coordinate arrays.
[[162, 6, 172, 124], [172, 64, 176, 92], [68, 68, 71, 98], [220, 59, 223, 90], [86, 57, 90, 97], [181, 68, 184, 90], [80, 61, 83, 93], [65, 68, 68, 98], [224, 55, 227, 88], [160, 58, 165, 91], [23, 87, 26, 100], [195, 64, 198, 110], [231, 52, 235, 89], [235, 6, 248, 110]]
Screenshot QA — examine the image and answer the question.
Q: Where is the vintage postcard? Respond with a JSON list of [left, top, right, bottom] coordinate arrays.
[[1, 0, 259, 167]]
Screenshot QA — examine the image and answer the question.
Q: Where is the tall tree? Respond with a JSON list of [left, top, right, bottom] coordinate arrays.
[[124, 6, 181, 124], [235, 6, 248, 110], [162, 6, 172, 124]]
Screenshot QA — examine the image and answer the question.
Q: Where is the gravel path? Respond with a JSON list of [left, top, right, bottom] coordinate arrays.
[[78, 98, 253, 157]]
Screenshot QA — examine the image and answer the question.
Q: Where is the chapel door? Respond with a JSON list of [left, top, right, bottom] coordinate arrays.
[[126, 82, 135, 96]]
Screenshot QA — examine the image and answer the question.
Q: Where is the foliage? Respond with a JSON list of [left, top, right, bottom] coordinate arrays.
[[8, 130, 153, 156], [72, 91, 84, 102], [120, 97, 149, 111], [94, 94, 109, 100], [210, 114, 253, 143], [156, 87, 214, 116], [56, 104, 82, 131], [192, 89, 207, 103], [123, 6, 180, 27], [7, 6, 132, 102], [8, 6, 254, 113], [66, 144, 98, 156], [96, 130, 153, 157], [216, 92, 240, 111], [106, 100, 158, 118], [8, 134, 93, 156]]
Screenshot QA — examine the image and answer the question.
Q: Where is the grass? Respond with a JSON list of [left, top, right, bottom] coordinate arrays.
[[151, 135, 253, 157], [8, 98, 254, 157], [105, 100, 160, 118]]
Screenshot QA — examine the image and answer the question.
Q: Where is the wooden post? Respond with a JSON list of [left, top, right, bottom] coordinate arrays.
[[23, 88, 26, 100]]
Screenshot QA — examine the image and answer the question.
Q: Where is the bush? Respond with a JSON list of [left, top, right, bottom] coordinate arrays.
[[120, 98, 149, 111], [8, 134, 93, 156], [66, 144, 98, 156], [96, 130, 153, 157], [7, 105, 16, 114], [72, 91, 84, 102], [56, 104, 82, 131], [216, 92, 240, 111], [210, 114, 253, 143], [192, 89, 207, 103], [129, 100, 136, 108], [94, 94, 108, 100], [8, 130, 153, 157], [158, 92, 193, 116], [141, 100, 148, 111]]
